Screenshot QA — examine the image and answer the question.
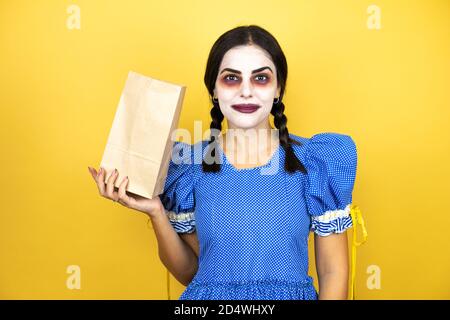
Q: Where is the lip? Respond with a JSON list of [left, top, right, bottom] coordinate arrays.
[[231, 104, 261, 113]]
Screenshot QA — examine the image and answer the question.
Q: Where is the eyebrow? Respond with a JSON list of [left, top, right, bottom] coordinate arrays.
[[219, 66, 273, 75]]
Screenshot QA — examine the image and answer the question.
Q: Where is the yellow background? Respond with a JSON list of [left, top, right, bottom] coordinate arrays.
[[0, 0, 449, 299]]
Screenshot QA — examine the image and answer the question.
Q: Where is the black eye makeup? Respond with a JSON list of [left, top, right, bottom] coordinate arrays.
[[221, 73, 272, 85]]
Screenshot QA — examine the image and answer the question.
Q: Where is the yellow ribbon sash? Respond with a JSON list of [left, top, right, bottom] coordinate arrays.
[[349, 204, 368, 300]]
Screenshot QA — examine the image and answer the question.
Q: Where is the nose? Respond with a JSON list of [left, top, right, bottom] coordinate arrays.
[[240, 77, 253, 98]]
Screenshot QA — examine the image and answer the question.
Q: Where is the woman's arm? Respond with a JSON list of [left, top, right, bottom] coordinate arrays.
[[314, 232, 349, 300], [180, 231, 199, 258], [150, 207, 198, 286]]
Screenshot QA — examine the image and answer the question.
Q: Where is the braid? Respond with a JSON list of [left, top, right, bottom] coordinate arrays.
[[271, 101, 307, 173], [202, 100, 224, 172]]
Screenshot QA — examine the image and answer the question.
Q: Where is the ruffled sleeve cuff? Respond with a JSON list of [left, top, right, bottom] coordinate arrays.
[[310, 204, 353, 236], [166, 211, 196, 234]]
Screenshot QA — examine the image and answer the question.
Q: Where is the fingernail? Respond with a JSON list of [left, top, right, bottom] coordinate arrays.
[[97, 168, 102, 176], [114, 168, 118, 174]]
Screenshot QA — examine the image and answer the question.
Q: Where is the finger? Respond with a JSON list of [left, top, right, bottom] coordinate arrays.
[[95, 167, 106, 195], [88, 166, 98, 181], [120, 179, 138, 207], [106, 168, 118, 199], [117, 176, 132, 206]]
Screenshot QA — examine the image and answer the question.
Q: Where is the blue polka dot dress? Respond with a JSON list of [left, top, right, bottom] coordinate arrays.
[[159, 132, 358, 300]]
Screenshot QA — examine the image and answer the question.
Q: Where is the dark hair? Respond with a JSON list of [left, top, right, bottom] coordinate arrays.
[[202, 25, 306, 174]]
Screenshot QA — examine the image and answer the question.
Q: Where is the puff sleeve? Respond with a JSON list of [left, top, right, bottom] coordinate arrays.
[[158, 141, 196, 234], [303, 133, 357, 236]]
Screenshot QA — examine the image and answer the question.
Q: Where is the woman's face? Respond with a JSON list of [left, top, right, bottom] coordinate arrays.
[[214, 45, 280, 130]]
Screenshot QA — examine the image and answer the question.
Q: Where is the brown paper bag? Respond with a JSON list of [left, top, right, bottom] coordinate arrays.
[[99, 70, 186, 199]]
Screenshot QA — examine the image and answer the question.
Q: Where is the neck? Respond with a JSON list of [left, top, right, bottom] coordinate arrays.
[[218, 119, 279, 165]]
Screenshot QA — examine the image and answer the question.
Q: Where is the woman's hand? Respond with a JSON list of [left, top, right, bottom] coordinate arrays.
[[87, 166, 164, 219]]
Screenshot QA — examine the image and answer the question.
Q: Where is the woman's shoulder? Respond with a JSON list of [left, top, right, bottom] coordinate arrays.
[[289, 131, 354, 144], [289, 131, 357, 164]]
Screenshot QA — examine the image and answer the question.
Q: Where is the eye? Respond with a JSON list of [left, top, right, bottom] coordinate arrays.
[[224, 74, 239, 81], [223, 74, 270, 83], [255, 75, 268, 82]]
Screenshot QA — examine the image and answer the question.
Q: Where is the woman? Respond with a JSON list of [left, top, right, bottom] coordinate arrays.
[[88, 25, 357, 300]]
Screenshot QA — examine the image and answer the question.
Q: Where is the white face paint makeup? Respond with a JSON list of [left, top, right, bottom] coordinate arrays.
[[214, 45, 280, 130]]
